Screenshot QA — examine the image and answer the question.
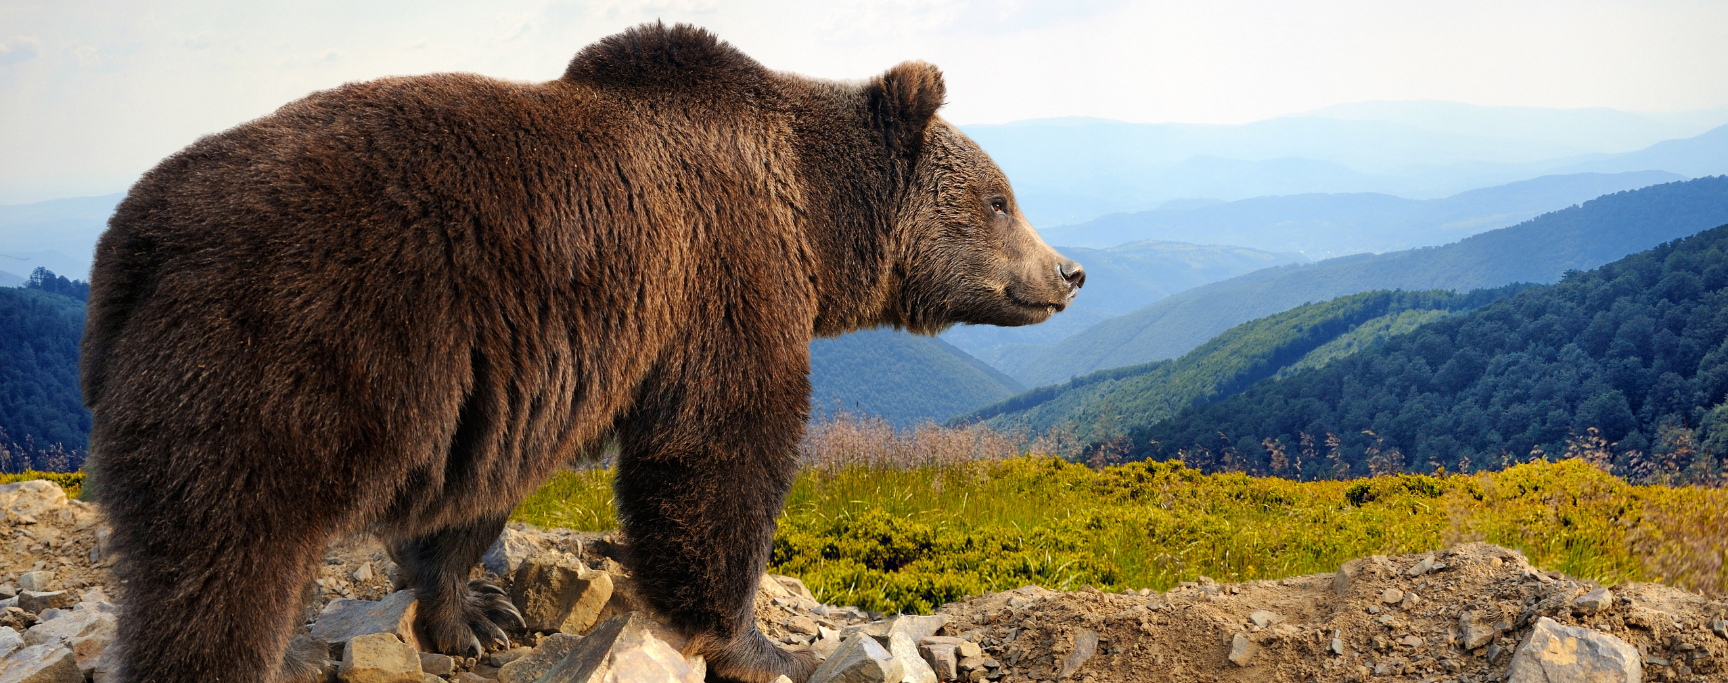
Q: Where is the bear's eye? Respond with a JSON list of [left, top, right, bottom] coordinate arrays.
[[989, 199, 1007, 215]]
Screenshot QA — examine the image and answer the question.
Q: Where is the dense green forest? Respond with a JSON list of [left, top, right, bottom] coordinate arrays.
[[961, 286, 1527, 440], [1013, 176, 1728, 386], [0, 269, 88, 472], [1134, 223, 1728, 485], [809, 329, 1023, 427]]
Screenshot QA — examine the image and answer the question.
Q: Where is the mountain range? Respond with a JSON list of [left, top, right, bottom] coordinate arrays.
[[1006, 176, 1728, 387], [1038, 171, 1681, 257]]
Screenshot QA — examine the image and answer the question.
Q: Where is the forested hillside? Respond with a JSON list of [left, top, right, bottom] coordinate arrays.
[[0, 270, 88, 472], [1012, 176, 1728, 386], [809, 330, 1023, 427], [962, 286, 1526, 439], [1137, 224, 1728, 484]]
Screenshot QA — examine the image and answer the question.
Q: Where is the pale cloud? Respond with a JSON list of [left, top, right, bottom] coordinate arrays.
[[2, 0, 1727, 203]]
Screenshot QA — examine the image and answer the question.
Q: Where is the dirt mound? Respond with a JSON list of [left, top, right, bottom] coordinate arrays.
[[4, 496, 1725, 683], [930, 542, 1725, 682]]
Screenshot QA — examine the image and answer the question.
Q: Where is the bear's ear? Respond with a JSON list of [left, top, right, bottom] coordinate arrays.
[[866, 61, 947, 159]]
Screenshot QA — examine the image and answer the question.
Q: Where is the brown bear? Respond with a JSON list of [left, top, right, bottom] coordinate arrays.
[[81, 22, 1083, 683]]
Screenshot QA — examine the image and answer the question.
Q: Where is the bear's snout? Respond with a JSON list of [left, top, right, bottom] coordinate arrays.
[[1058, 259, 1085, 293]]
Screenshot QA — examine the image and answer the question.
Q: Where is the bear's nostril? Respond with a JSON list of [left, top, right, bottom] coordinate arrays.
[[1058, 260, 1085, 289]]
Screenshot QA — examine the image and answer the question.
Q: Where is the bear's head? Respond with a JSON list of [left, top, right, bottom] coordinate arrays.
[[866, 62, 1084, 334]]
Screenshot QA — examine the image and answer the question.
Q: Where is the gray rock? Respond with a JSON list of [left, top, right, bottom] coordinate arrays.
[[1334, 558, 1364, 595], [0, 481, 67, 520], [1379, 588, 1403, 605], [340, 632, 423, 683], [14, 574, 51, 594], [511, 554, 614, 635], [1227, 633, 1253, 667], [808, 634, 903, 683], [16, 593, 72, 614], [22, 610, 114, 651], [313, 590, 422, 652], [497, 633, 582, 683], [1405, 555, 1435, 577], [1329, 630, 1345, 656], [1506, 617, 1639, 683], [887, 633, 936, 683], [1248, 610, 1281, 628], [0, 644, 83, 683], [1458, 610, 1501, 650], [1715, 619, 1728, 640], [0, 626, 20, 658], [482, 527, 547, 577], [417, 653, 454, 677], [917, 637, 959, 681], [534, 612, 702, 683], [1057, 629, 1098, 678], [1573, 587, 1614, 614], [842, 615, 950, 647], [352, 563, 374, 584]]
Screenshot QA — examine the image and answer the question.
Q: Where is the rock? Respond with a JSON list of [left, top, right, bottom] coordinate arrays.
[[1248, 610, 1281, 628], [807, 634, 903, 683], [488, 646, 533, 667], [353, 563, 374, 584], [418, 653, 454, 677], [1379, 588, 1403, 604], [0, 644, 82, 683], [1227, 633, 1254, 667], [15, 573, 51, 594], [534, 612, 703, 683], [1406, 555, 1435, 577], [511, 554, 614, 635], [1715, 619, 1728, 640], [591, 574, 664, 636], [888, 633, 936, 683], [313, 590, 422, 652], [497, 633, 582, 683], [842, 615, 950, 647], [918, 637, 960, 681], [1573, 587, 1614, 614], [22, 610, 114, 648], [1458, 610, 1501, 650], [787, 615, 820, 635], [0, 481, 67, 520], [1334, 558, 1365, 595], [1057, 629, 1098, 678], [770, 575, 816, 601], [1399, 635, 1423, 648], [482, 527, 547, 577], [16, 592, 73, 614], [340, 632, 423, 683], [0, 608, 35, 632], [31, 611, 61, 623], [0, 626, 19, 658], [1329, 630, 1345, 656], [1507, 617, 1639, 683], [451, 674, 489, 683]]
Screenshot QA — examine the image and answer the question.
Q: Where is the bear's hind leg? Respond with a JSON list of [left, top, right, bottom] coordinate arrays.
[[388, 512, 526, 656]]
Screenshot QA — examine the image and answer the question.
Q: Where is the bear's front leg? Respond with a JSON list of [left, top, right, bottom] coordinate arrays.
[[615, 361, 818, 683], [389, 513, 527, 656]]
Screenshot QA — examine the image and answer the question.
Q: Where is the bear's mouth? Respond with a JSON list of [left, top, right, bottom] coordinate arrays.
[[1007, 290, 1067, 314]]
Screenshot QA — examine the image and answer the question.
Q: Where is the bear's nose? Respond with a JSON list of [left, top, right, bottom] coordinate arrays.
[[1058, 260, 1085, 290]]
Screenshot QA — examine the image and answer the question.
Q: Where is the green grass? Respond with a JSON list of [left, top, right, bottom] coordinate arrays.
[[515, 456, 1728, 615]]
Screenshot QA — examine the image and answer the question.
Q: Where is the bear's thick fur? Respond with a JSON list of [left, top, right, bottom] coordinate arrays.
[[82, 23, 1081, 683]]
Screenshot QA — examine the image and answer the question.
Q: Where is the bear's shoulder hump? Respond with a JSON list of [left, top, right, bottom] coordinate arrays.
[[561, 22, 769, 92]]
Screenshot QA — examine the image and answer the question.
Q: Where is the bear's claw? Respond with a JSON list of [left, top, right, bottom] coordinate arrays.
[[420, 579, 522, 656]]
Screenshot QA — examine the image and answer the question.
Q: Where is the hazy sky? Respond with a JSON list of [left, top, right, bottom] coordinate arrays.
[[3, 0, 1727, 203]]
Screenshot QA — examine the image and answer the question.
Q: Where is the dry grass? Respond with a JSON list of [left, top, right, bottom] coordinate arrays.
[[797, 409, 1080, 471]]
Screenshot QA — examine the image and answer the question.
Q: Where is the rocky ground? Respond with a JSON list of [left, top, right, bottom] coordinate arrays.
[[1, 478, 1726, 683]]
